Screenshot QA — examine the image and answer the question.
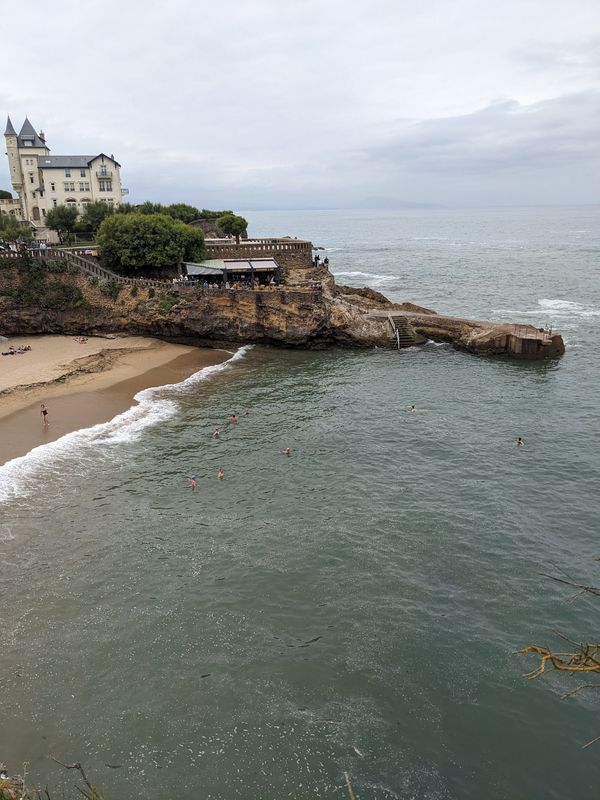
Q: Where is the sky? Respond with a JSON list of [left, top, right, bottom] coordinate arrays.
[[1, 0, 599, 208]]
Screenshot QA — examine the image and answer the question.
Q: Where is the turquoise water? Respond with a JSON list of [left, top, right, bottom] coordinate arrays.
[[1, 208, 600, 798]]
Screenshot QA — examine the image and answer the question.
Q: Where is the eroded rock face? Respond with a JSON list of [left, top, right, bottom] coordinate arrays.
[[0, 269, 392, 349], [0, 263, 564, 358]]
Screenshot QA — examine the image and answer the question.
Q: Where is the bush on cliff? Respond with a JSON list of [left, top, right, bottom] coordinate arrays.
[[97, 213, 205, 276]]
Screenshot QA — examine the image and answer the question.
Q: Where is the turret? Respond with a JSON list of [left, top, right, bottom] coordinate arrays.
[[4, 115, 23, 197]]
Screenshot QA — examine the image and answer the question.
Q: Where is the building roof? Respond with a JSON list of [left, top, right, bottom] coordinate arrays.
[[37, 153, 121, 169], [18, 117, 48, 149], [184, 258, 278, 276], [4, 116, 16, 136], [38, 155, 97, 169]]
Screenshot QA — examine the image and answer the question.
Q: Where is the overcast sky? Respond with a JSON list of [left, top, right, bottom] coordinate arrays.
[[1, 0, 599, 208]]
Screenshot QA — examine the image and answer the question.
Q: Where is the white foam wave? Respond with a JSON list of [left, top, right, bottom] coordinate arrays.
[[538, 298, 584, 311], [333, 270, 397, 283], [0, 346, 252, 505]]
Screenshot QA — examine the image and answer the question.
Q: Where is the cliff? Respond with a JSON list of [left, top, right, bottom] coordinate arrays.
[[0, 256, 565, 358]]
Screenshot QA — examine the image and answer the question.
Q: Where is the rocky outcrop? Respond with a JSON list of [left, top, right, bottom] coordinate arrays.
[[0, 259, 564, 358]]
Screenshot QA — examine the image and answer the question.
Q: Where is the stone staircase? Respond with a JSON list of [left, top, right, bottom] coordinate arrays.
[[51, 249, 166, 288], [387, 314, 418, 349]]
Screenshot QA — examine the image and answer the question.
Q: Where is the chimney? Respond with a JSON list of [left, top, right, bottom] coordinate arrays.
[[39, 130, 46, 143]]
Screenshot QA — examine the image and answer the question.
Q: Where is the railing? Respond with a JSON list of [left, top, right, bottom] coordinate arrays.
[[206, 238, 312, 254], [96, 171, 113, 179]]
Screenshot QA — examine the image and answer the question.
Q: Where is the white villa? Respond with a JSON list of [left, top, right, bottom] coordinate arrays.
[[2, 115, 127, 240]]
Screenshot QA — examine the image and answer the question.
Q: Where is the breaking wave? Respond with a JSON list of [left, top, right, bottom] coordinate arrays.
[[0, 346, 252, 505]]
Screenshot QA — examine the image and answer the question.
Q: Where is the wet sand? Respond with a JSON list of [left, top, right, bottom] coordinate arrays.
[[0, 346, 230, 465]]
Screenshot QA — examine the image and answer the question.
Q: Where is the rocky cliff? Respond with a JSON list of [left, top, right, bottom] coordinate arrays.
[[0, 256, 565, 358]]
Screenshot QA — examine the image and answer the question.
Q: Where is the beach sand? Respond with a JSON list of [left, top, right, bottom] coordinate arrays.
[[0, 335, 231, 464]]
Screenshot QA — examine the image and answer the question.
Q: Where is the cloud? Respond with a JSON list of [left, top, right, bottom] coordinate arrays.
[[1, 1, 600, 207]]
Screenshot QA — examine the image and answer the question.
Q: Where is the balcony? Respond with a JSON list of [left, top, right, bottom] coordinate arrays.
[[96, 170, 113, 179]]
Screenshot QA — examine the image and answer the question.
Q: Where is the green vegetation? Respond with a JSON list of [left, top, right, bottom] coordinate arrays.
[[115, 201, 199, 222], [130, 285, 138, 297], [217, 212, 248, 243], [97, 213, 204, 275], [148, 287, 155, 298], [0, 189, 13, 199], [2, 252, 84, 309], [45, 205, 79, 244], [199, 208, 233, 220], [79, 201, 114, 235], [159, 297, 179, 314], [0, 214, 30, 245], [99, 278, 122, 300]]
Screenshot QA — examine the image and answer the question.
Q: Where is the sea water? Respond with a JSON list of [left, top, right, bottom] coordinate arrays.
[[1, 207, 599, 799]]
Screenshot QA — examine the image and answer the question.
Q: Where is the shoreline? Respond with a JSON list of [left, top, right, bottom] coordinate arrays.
[[0, 335, 231, 465]]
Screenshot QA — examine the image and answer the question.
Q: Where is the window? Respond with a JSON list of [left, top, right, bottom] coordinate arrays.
[[65, 169, 71, 177], [80, 169, 86, 177], [99, 165, 108, 177], [79, 182, 90, 192], [65, 199, 77, 207], [98, 180, 113, 192], [50, 182, 55, 191], [81, 199, 91, 207], [52, 199, 57, 207], [63, 182, 75, 192], [29, 174, 34, 184]]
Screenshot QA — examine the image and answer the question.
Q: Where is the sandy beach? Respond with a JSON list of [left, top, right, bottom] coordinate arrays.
[[0, 334, 231, 464]]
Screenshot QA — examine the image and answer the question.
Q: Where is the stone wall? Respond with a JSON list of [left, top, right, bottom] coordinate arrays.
[[205, 238, 313, 270]]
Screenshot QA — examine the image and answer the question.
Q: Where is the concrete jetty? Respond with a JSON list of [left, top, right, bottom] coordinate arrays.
[[369, 308, 565, 359]]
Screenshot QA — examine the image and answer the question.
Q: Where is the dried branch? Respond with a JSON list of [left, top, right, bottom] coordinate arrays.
[[49, 761, 102, 800]]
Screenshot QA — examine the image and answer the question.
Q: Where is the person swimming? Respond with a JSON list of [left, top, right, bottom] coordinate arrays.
[[283, 447, 291, 456], [408, 405, 416, 412], [516, 437, 525, 446], [230, 414, 238, 424], [212, 428, 220, 438], [188, 475, 197, 490], [217, 468, 225, 480], [40, 403, 49, 427]]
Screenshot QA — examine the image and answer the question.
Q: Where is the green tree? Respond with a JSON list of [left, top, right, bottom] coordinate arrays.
[[79, 201, 114, 235], [45, 205, 79, 244], [163, 203, 200, 223], [97, 213, 205, 275], [0, 189, 13, 200], [0, 214, 30, 245], [217, 213, 248, 244]]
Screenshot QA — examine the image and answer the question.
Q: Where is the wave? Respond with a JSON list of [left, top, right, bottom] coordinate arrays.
[[538, 298, 584, 311], [333, 270, 397, 285], [0, 346, 252, 505], [492, 299, 600, 318]]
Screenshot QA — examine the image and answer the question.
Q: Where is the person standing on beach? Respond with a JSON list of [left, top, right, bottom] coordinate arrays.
[[40, 403, 49, 427]]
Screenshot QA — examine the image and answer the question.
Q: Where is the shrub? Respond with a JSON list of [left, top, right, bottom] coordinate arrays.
[[148, 287, 155, 299], [87, 275, 99, 287], [97, 213, 204, 275], [99, 279, 121, 300], [45, 259, 68, 274], [159, 297, 179, 314], [130, 285, 138, 297]]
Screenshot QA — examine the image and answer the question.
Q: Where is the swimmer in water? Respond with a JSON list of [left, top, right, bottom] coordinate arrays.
[[40, 403, 49, 427], [212, 428, 220, 438], [283, 447, 291, 456], [516, 437, 525, 446], [230, 414, 238, 424], [408, 405, 416, 412], [217, 468, 225, 480], [188, 475, 197, 491]]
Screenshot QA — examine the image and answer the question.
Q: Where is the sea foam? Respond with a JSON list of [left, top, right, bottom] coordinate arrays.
[[0, 345, 252, 505]]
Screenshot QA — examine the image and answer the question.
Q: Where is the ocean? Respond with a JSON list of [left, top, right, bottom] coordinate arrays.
[[1, 207, 599, 799]]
